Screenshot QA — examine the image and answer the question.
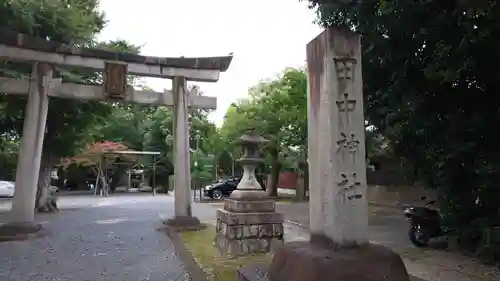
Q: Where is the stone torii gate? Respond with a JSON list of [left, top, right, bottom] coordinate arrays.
[[0, 28, 232, 234]]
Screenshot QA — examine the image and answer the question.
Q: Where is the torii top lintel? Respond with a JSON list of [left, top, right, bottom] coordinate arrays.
[[0, 27, 233, 82]]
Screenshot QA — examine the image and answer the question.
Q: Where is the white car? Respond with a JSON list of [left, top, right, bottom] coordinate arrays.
[[0, 181, 15, 197]]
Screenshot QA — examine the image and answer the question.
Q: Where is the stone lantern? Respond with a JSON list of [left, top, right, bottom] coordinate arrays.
[[214, 129, 284, 258], [230, 128, 268, 200]]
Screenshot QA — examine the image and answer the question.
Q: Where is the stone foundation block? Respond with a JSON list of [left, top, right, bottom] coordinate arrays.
[[215, 232, 283, 258], [216, 209, 283, 225], [215, 207, 284, 258], [267, 241, 410, 281], [224, 199, 275, 213], [216, 219, 284, 240]]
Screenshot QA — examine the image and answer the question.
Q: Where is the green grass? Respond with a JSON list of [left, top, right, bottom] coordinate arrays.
[[179, 225, 272, 281], [274, 196, 296, 204], [180, 225, 424, 281]]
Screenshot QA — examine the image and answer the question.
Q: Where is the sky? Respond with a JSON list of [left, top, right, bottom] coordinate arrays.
[[97, 0, 322, 126]]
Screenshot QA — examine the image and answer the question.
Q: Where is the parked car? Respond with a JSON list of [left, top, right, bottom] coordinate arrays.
[[203, 175, 266, 200], [64, 179, 95, 190], [0, 181, 15, 197]]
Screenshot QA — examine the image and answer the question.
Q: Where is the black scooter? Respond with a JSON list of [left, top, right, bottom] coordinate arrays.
[[402, 196, 445, 247]]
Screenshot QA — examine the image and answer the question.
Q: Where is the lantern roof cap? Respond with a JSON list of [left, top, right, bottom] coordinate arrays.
[[237, 128, 268, 145]]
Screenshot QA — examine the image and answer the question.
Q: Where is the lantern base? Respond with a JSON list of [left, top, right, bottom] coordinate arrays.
[[214, 199, 284, 258], [230, 190, 268, 200]]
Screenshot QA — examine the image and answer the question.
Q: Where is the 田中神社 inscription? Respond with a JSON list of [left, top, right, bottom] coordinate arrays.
[[337, 132, 360, 154], [336, 93, 356, 112], [333, 57, 356, 80], [337, 172, 362, 200], [335, 57, 362, 201]]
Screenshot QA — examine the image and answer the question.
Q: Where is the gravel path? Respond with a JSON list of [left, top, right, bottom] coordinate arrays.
[[0, 195, 193, 281], [275, 202, 409, 249]]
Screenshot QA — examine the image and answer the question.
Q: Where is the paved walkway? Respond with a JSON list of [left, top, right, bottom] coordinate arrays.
[[277, 202, 500, 281], [0, 195, 192, 281], [276, 202, 409, 248], [3, 195, 499, 281]]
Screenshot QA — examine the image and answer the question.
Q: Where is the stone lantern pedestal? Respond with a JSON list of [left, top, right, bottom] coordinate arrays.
[[214, 131, 284, 258]]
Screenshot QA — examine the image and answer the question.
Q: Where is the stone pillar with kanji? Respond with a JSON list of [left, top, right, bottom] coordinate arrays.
[[267, 27, 410, 281]]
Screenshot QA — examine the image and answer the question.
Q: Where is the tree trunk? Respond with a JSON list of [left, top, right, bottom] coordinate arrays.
[[110, 166, 124, 193], [36, 152, 57, 212], [267, 148, 281, 197], [295, 163, 307, 201], [56, 167, 64, 188]]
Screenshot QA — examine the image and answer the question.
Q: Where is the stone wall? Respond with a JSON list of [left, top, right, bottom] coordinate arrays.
[[367, 185, 436, 208], [278, 184, 436, 208], [278, 168, 412, 191], [366, 168, 411, 186], [265, 168, 437, 208]]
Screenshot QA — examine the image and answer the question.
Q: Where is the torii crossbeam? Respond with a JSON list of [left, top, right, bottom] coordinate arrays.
[[0, 27, 233, 233]]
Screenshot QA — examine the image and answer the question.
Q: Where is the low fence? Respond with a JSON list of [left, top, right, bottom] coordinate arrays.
[[274, 171, 435, 207], [278, 169, 414, 190], [190, 170, 436, 207]]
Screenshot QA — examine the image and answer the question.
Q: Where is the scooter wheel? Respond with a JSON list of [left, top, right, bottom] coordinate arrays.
[[409, 226, 430, 247]]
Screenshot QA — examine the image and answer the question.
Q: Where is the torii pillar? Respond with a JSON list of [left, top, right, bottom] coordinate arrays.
[[1, 63, 57, 235], [164, 76, 202, 229]]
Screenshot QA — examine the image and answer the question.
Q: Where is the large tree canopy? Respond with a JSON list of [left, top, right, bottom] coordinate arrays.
[[0, 0, 140, 209], [307, 0, 500, 252], [220, 68, 308, 197], [86, 84, 219, 191]]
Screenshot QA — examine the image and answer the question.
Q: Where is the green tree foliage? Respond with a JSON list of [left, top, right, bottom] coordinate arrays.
[[0, 0, 139, 208], [142, 107, 174, 190], [0, 1, 223, 203], [0, 0, 105, 43], [91, 103, 156, 151], [220, 68, 308, 197], [88, 84, 220, 192], [307, 0, 500, 252], [0, 137, 18, 181]]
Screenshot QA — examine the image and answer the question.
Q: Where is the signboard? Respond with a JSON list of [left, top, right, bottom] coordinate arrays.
[[103, 61, 128, 100]]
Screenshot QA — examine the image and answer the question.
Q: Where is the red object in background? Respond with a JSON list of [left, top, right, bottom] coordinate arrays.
[[279, 171, 298, 189], [60, 141, 131, 169], [86, 141, 128, 153]]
